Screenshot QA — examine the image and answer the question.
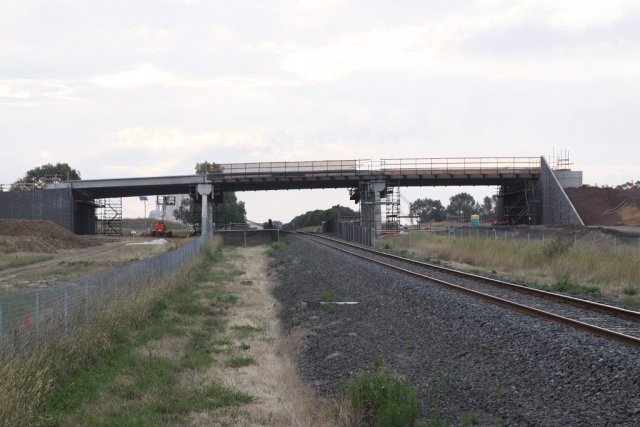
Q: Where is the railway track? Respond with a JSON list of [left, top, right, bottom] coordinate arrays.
[[295, 232, 640, 348]]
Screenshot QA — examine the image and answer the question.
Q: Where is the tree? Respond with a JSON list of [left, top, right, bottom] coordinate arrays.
[[195, 161, 223, 174], [284, 204, 358, 229], [15, 163, 81, 188], [616, 180, 640, 190], [479, 196, 494, 218], [174, 196, 198, 225], [409, 198, 445, 222], [446, 192, 477, 220], [215, 192, 246, 226]]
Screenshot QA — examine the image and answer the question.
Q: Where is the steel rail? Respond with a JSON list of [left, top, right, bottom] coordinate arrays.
[[295, 232, 640, 348], [303, 232, 640, 323]]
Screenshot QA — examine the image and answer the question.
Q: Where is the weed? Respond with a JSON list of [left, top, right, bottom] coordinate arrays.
[[232, 324, 265, 339], [241, 280, 253, 286], [239, 342, 251, 350], [384, 243, 391, 250], [181, 329, 214, 369], [339, 367, 419, 427], [302, 254, 312, 263], [231, 269, 246, 277], [323, 303, 340, 315], [542, 235, 572, 259], [266, 241, 288, 256], [493, 377, 506, 398], [226, 357, 255, 368], [166, 286, 210, 316], [622, 297, 640, 308], [320, 289, 338, 302], [541, 276, 598, 295], [292, 318, 303, 327], [623, 287, 638, 296], [214, 336, 233, 346], [403, 342, 415, 351], [461, 414, 482, 426], [425, 410, 450, 427]]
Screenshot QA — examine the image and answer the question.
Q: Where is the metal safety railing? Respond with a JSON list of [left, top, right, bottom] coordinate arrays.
[[380, 157, 541, 175], [204, 157, 542, 177], [209, 159, 372, 175], [0, 231, 213, 365]]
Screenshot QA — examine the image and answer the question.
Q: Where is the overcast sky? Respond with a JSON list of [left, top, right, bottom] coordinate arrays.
[[1, 0, 639, 223]]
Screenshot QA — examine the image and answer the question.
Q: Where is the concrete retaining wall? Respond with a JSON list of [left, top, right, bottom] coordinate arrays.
[[540, 157, 584, 226]]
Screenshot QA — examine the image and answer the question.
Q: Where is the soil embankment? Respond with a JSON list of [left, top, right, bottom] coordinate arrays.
[[0, 219, 97, 253], [566, 186, 640, 226]]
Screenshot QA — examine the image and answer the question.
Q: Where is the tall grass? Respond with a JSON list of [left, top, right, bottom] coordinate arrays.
[[380, 232, 640, 300]]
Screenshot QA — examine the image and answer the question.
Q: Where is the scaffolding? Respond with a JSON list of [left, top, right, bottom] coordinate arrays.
[[498, 180, 541, 225], [384, 185, 401, 231], [96, 198, 123, 235]]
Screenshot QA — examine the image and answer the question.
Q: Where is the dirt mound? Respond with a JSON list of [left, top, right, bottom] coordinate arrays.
[[0, 220, 97, 253], [565, 186, 640, 226]]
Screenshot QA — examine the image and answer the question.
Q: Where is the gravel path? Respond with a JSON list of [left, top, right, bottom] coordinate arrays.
[[272, 235, 640, 426]]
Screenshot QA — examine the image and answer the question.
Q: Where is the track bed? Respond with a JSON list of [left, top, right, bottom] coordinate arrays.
[[273, 234, 640, 426]]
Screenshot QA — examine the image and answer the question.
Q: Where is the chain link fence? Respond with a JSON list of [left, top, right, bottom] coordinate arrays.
[[0, 231, 212, 365]]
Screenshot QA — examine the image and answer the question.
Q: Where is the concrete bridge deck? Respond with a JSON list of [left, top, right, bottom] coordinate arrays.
[[45, 157, 541, 196]]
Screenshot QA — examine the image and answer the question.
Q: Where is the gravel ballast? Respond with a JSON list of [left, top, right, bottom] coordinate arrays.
[[272, 235, 640, 426]]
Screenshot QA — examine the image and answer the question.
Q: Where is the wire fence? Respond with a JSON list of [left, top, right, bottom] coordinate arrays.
[[0, 231, 212, 365]]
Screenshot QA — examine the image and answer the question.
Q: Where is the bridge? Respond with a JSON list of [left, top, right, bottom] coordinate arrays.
[[0, 156, 583, 235]]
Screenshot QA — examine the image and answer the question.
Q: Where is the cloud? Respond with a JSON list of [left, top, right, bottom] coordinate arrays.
[[129, 26, 172, 54], [88, 64, 174, 89], [0, 79, 77, 105]]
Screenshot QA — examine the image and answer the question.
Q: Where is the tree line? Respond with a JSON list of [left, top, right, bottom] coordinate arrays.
[[283, 205, 358, 229], [409, 193, 496, 223]]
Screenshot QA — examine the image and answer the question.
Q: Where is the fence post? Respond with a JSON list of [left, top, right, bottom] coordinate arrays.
[[85, 280, 89, 321], [244, 230, 247, 247], [0, 302, 3, 365], [64, 287, 69, 336], [35, 293, 40, 332]]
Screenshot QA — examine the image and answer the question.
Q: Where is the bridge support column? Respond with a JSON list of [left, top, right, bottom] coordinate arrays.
[[197, 184, 213, 234], [359, 180, 387, 238]]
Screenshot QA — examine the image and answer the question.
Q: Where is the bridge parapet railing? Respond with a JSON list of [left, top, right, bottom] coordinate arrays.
[[210, 159, 372, 176], [380, 157, 541, 175]]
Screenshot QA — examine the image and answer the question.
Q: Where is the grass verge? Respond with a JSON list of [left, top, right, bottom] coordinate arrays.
[[379, 232, 640, 301], [0, 253, 54, 271]]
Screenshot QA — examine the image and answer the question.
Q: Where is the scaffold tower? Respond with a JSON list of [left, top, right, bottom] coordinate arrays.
[[96, 198, 123, 235]]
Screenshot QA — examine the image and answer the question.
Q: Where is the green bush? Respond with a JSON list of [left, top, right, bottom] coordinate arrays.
[[541, 276, 598, 295], [342, 368, 419, 427], [542, 235, 572, 259]]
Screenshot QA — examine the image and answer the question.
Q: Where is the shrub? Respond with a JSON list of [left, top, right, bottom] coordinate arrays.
[[341, 368, 419, 427], [542, 235, 572, 259]]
